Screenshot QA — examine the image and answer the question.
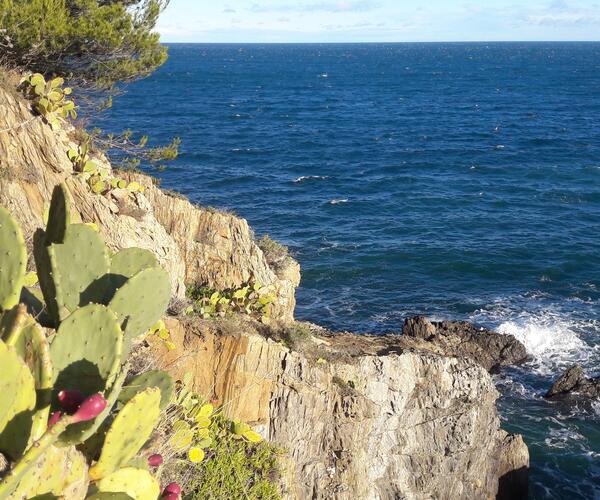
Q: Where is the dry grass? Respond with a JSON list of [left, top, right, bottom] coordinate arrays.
[[0, 64, 21, 98]]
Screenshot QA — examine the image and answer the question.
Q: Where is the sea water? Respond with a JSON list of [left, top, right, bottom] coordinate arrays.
[[99, 43, 600, 498]]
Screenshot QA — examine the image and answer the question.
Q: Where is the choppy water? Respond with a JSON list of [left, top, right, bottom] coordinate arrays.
[[99, 43, 600, 498]]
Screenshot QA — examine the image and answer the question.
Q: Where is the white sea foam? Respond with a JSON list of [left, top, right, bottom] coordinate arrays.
[[293, 175, 330, 183], [329, 199, 348, 205], [545, 426, 586, 449], [496, 316, 591, 375], [471, 297, 598, 376]]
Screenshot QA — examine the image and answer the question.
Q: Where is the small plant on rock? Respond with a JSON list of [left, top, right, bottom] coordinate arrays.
[[67, 144, 146, 195], [19, 73, 76, 129], [186, 282, 276, 323], [157, 374, 281, 499]]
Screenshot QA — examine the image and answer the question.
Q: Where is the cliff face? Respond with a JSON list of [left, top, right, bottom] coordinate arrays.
[[0, 83, 528, 499], [148, 318, 528, 500], [0, 86, 299, 321]]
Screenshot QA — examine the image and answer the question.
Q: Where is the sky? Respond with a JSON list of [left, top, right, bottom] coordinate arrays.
[[157, 0, 600, 43]]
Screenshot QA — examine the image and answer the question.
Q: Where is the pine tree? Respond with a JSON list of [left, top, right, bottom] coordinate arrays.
[[0, 0, 169, 86]]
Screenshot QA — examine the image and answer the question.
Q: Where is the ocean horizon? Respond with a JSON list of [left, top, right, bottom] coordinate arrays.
[[98, 42, 600, 498]]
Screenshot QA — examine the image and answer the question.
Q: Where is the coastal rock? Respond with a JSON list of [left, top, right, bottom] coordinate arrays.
[[403, 316, 528, 371], [545, 364, 600, 399], [0, 86, 298, 321], [147, 317, 529, 500]]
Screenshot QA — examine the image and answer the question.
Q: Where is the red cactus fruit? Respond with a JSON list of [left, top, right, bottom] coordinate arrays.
[[48, 411, 62, 428], [57, 389, 85, 413], [148, 453, 164, 467], [71, 393, 107, 423], [163, 482, 182, 495]]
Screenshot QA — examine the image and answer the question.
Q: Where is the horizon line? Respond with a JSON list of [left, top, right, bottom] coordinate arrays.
[[160, 40, 600, 44]]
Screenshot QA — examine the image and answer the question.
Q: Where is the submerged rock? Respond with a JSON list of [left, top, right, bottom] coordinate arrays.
[[403, 316, 528, 372], [545, 364, 600, 399]]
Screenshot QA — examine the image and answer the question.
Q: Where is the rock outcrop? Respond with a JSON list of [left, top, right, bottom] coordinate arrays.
[[545, 364, 600, 399], [0, 86, 299, 321], [403, 316, 528, 371], [146, 318, 529, 500]]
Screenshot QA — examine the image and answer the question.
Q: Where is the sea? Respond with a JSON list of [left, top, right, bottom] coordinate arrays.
[[98, 43, 600, 499]]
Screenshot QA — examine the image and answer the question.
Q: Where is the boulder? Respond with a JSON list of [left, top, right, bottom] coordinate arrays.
[[545, 364, 600, 399], [403, 316, 528, 372]]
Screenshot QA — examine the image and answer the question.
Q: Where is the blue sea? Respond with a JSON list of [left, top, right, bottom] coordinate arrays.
[[99, 43, 600, 498]]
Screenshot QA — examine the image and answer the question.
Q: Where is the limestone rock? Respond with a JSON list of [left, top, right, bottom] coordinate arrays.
[[0, 86, 298, 320]]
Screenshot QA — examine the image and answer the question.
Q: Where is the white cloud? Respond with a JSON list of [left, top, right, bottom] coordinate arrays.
[[249, 1, 380, 13]]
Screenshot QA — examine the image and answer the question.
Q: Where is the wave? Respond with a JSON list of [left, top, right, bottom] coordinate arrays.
[[293, 175, 330, 183], [471, 296, 599, 377], [497, 317, 591, 376], [329, 199, 349, 205]]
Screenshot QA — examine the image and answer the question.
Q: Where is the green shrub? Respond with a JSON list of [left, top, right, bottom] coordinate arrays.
[[279, 322, 312, 350]]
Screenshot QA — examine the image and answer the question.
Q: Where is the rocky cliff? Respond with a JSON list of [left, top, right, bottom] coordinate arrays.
[[0, 85, 299, 321], [0, 82, 528, 499]]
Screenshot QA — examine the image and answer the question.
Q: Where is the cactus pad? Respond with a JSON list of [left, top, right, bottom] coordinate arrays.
[[110, 248, 158, 279], [50, 305, 122, 398], [33, 228, 61, 326], [86, 493, 134, 499], [10, 445, 88, 499], [96, 467, 160, 500], [45, 184, 70, 244], [48, 224, 110, 321], [118, 370, 174, 410], [0, 341, 36, 437], [9, 319, 53, 442], [89, 388, 161, 480], [0, 207, 27, 311], [108, 267, 171, 350]]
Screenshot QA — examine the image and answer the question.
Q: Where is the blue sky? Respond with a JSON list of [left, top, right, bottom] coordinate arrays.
[[157, 0, 600, 42]]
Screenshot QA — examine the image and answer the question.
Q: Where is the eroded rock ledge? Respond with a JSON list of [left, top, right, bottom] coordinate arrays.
[[146, 317, 529, 500]]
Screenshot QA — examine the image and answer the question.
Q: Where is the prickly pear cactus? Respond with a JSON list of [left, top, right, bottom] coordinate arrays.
[[89, 388, 161, 480], [110, 248, 159, 280], [0, 208, 27, 311], [96, 467, 160, 499], [0, 192, 175, 498], [47, 224, 110, 321], [118, 370, 174, 410], [60, 363, 128, 447], [10, 445, 88, 499], [109, 267, 171, 352], [2, 316, 52, 451], [45, 183, 70, 244], [0, 342, 36, 448], [50, 304, 123, 397]]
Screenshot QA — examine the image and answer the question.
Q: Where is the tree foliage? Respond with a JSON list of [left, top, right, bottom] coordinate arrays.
[[0, 0, 169, 87]]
